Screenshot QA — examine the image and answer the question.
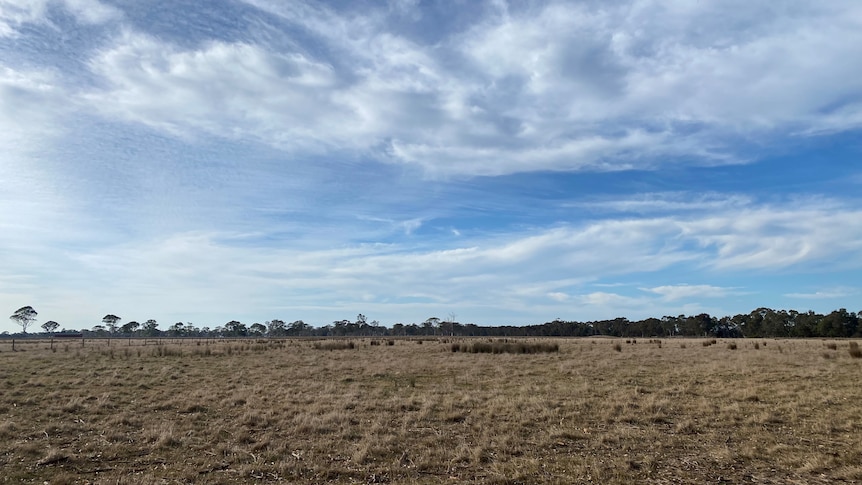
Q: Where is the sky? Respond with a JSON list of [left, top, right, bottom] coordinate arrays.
[[1, 0, 861, 333]]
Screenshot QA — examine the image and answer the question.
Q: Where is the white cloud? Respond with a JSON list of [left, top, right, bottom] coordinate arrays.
[[784, 288, 858, 300], [569, 193, 753, 214], [66, 0, 862, 177], [0, 0, 119, 36], [63, 0, 120, 24], [6, 195, 859, 329], [0, 0, 48, 37], [642, 284, 739, 301], [85, 32, 357, 151], [0, 65, 64, 149], [578, 292, 644, 308], [685, 205, 862, 270]]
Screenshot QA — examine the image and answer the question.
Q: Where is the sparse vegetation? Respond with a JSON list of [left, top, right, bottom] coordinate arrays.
[[1, 337, 861, 483]]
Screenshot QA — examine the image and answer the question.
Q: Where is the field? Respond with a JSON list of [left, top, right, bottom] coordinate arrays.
[[1, 337, 861, 484]]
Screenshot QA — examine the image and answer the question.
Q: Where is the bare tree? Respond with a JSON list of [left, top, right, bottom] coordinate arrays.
[[10, 306, 37, 333]]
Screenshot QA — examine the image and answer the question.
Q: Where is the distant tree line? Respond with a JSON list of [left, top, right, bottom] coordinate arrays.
[[6, 308, 862, 339]]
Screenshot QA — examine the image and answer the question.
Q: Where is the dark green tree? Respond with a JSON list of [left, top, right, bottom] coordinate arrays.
[[41, 320, 59, 335], [168, 322, 185, 336], [102, 314, 121, 334], [120, 321, 140, 335], [267, 319, 286, 336], [142, 319, 159, 337], [289, 320, 310, 336], [224, 320, 247, 337]]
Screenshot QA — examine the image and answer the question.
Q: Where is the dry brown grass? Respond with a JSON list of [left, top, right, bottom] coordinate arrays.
[[1, 337, 861, 483]]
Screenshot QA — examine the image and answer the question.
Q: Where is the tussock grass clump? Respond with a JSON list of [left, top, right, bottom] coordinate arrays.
[[613, 343, 622, 352], [826, 343, 838, 350], [152, 346, 182, 357], [849, 342, 862, 359], [312, 340, 355, 351], [450, 341, 559, 354], [727, 343, 738, 350]]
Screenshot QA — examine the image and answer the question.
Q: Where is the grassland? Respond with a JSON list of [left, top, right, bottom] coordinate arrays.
[[1, 337, 861, 484]]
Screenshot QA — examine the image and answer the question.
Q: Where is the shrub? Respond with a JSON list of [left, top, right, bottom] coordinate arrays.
[[727, 343, 737, 350], [849, 342, 862, 359], [613, 343, 622, 352]]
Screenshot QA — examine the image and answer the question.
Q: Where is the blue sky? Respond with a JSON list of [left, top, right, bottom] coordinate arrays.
[[1, 0, 861, 332]]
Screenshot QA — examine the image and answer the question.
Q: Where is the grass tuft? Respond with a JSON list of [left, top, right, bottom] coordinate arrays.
[[313, 340, 356, 351]]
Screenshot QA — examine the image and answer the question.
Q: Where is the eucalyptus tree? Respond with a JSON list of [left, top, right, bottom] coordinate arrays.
[[41, 320, 59, 335], [102, 314, 121, 334], [10, 306, 37, 333]]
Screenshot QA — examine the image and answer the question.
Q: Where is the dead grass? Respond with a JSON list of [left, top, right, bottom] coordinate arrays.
[[0, 337, 860, 483]]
